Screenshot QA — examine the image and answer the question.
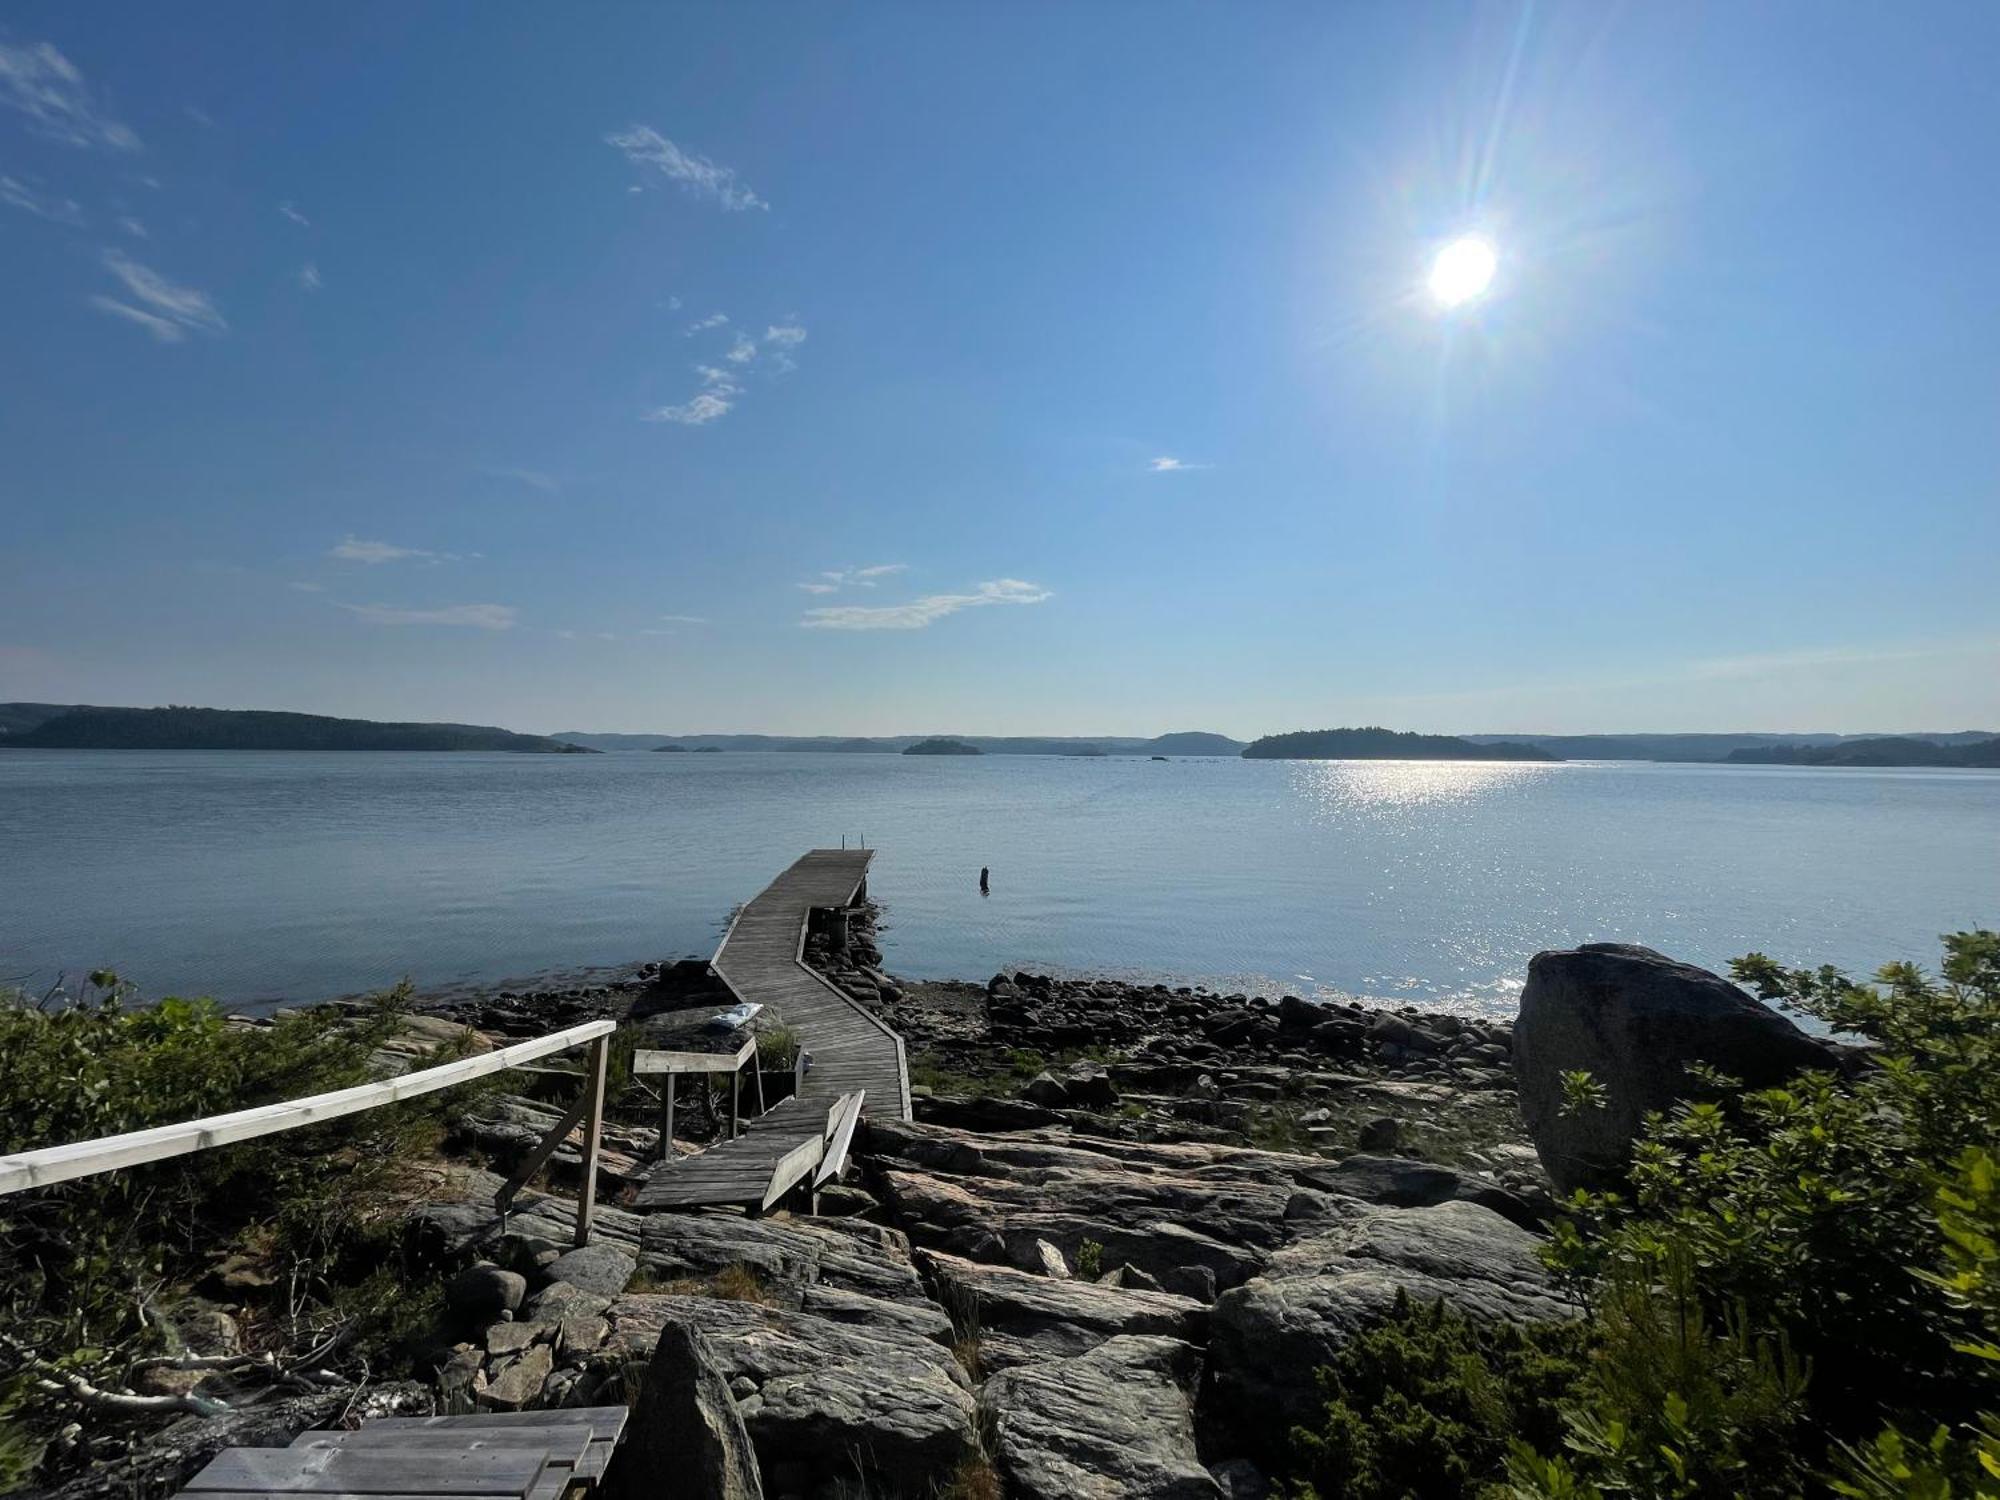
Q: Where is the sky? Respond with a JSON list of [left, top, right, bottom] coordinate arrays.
[[3, 2, 1997, 738]]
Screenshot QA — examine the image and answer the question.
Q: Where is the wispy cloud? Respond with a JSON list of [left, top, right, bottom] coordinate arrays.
[[0, 173, 84, 226], [0, 41, 140, 150], [116, 214, 147, 238], [658, 613, 708, 624], [298, 261, 322, 292], [330, 536, 434, 564], [339, 602, 517, 630], [684, 312, 728, 335], [645, 325, 805, 427], [646, 363, 741, 426], [798, 563, 906, 594], [605, 125, 765, 211], [91, 249, 225, 341], [278, 200, 309, 228], [485, 467, 562, 495], [1147, 456, 1210, 473], [802, 577, 1050, 631]]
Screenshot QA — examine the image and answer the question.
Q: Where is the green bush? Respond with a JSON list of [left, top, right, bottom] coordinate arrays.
[[1507, 931, 2000, 1499], [1288, 1292, 1588, 1499], [0, 974, 465, 1484]]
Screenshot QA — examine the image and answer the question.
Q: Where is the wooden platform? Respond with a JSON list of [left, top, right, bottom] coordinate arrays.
[[176, 1406, 628, 1500], [712, 849, 909, 1121], [633, 1089, 863, 1212]]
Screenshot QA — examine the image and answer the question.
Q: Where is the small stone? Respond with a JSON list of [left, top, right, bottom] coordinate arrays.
[[544, 1244, 636, 1296], [477, 1343, 553, 1410], [448, 1262, 527, 1322], [1357, 1116, 1404, 1152]]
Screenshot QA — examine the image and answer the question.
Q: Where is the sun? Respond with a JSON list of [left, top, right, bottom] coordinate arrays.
[[1428, 235, 1498, 309]]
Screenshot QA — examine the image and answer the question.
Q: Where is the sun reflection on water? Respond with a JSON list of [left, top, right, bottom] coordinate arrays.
[[1290, 758, 1561, 816]]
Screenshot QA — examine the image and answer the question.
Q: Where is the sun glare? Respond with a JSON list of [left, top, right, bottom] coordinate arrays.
[[1428, 235, 1498, 309]]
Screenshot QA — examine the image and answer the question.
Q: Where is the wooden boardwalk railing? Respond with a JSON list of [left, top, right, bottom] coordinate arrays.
[[0, 1019, 617, 1245]]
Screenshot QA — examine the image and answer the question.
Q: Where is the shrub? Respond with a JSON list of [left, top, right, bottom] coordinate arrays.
[[1509, 931, 2000, 1498], [0, 974, 467, 1483], [1287, 1292, 1588, 1499]]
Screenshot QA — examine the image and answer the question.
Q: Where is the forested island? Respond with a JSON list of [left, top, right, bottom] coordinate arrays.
[[1727, 735, 2000, 767], [902, 737, 982, 755], [1241, 726, 1559, 761], [1, 706, 593, 753]]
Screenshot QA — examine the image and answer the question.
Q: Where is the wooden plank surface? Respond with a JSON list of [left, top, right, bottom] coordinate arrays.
[[289, 1430, 591, 1467], [812, 1090, 866, 1189], [710, 850, 908, 1121], [186, 1447, 546, 1496], [0, 1019, 617, 1196], [366, 1409, 627, 1443], [631, 1039, 756, 1076]]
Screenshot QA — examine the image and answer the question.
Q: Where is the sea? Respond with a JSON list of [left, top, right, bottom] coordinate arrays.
[[3, 750, 1996, 1018]]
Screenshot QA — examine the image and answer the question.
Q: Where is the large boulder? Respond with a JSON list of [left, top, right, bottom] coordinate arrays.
[[917, 1249, 1208, 1371], [601, 1294, 976, 1496], [604, 1319, 763, 1500], [981, 1336, 1220, 1498], [1207, 1201, 1568, 1459], [1514, 943, 1842, 1191]]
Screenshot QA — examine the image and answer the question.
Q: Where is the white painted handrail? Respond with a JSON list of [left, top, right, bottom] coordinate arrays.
[[0, 1017, 618, 1197]]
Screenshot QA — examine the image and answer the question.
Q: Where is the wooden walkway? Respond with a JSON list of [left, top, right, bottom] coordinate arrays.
[[633, 848, 907, 1213], [713, 848, 908, 1121]]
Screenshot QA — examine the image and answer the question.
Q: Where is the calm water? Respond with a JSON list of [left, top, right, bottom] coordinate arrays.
[[3, 751, 1996, 1018]]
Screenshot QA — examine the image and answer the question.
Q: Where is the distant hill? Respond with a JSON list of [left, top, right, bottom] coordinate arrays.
[[0, 702, 87, 738], [903, 737, 981, 756], [5, 707, 594, 753], [1142, 731, 1246, 756], [1243, 727, 1558, 762], [599, 731, 1239, 755], [1463, 731, 2000, 762], [1728, 737, 2000, 768]]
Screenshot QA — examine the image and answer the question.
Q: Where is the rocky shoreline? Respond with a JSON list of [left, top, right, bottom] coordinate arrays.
[[36, 891, 1846, 1500]]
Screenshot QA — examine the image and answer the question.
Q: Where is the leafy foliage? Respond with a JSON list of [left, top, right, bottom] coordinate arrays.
[[1509, 931, 2000, 1499], [0, 974, 469, 1484], [1287, 1292, 1588, 1499]]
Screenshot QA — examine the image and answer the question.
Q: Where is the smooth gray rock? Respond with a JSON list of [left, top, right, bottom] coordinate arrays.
[[447, 1261, 526, 1321], [981, 1336, 1220, 1498], [1207, 1201, 1569, 1459], [477, 1342, 551, 1409], [601, 1293, 976, 1496], [603, 1318, 764, 1500], [1514, 943, 1842, 1191], [544, 1243, 636, 1296], [917, 1249, 1207, 1370], [637, 1211, 931, 1309]]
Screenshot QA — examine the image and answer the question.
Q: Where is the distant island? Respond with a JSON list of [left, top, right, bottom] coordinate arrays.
[[571, 730, 1249, 755], [1, 706, 593, 754], [903, 737, 981, 756], [1727, 736, 2000, 768], [1242, 727, 1559, 761]]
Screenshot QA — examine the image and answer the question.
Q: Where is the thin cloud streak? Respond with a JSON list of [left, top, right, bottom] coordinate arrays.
[[330, 536, 433, 564], [1148, 456, 1210, 472], [0, 41, 140, 149], [93, 250, 225, 340], [802, 577, 1051, 631], [605, 125, 766, 211], [1, 174, 85, 225], [338, 602, 517, 630]]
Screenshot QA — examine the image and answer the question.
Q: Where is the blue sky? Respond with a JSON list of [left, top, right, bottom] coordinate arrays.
[[3, 1, 1997, 737]]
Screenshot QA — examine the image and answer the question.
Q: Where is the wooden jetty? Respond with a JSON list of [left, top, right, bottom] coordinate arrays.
[[634, 847, 907, 1214]]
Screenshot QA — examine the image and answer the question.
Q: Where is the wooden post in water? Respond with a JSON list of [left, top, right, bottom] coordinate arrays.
[[574, 1034, 608, 1248]]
